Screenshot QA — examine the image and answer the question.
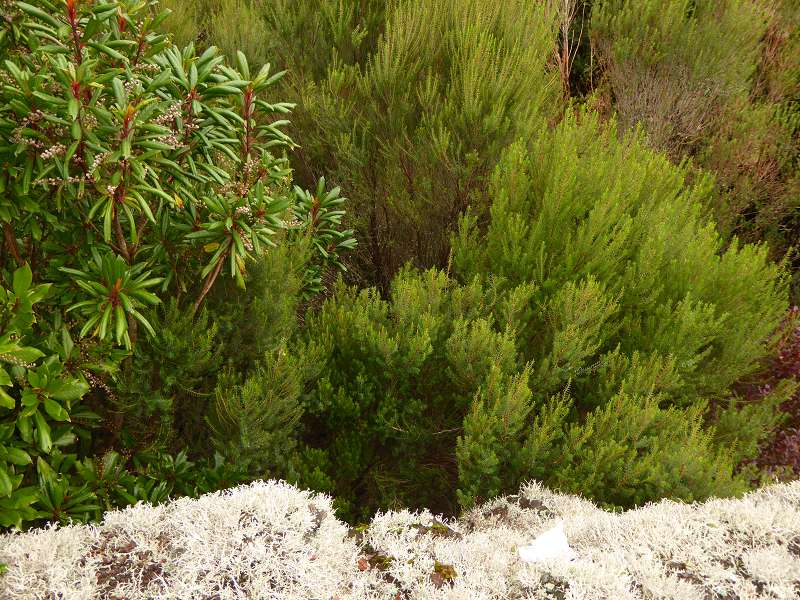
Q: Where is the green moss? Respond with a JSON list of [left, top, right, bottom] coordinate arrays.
[[433, 562, 457, 582], [368, 553, 394, 570]]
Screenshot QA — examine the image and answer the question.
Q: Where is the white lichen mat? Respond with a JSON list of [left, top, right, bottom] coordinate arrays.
[[1, 479, 799, 599]]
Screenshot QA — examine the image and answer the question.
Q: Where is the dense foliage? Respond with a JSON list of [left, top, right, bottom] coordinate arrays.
[[281, 113, 794, 520], [160, 0, 563, 289], [592, 0, 799, 292], [162, 0, 800, 294], [0, 0, 352, 529], [1, 0, 799, 533]]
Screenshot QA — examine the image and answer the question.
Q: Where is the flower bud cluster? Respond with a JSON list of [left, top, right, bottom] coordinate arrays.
[[40, 143, 66, 160]]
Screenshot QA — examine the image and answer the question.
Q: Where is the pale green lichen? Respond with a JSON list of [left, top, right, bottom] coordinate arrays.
[[0, 479, 798, 599]]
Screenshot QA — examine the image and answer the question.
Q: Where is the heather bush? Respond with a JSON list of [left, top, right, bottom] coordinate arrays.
[[292, 0, 560, 289], [592, 0, 765, 157], [591, 0, 800, 289], [161, 0, 385, 80], [454, 111, 794, 507], [162, 0, 800, 296], [289, 267, 530, 519], [281, 112, 793, 520]]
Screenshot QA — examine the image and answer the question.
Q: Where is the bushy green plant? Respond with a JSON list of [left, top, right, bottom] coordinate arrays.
[[201, 240, 338, 482], [0, 0, 353, 530], [162, 0, 800, 295], [160, 0, 386, 78], [1, 0, 297, 344], [0, 265, 93, 528], [288, 112, 794, 520], [288, 267, 527, 519], [453, 111, 794, 505], [291, 0, 560, 288], [112, 299, 220, 455]]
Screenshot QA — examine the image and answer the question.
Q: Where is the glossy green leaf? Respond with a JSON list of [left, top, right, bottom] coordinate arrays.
[[0, 466, 13, 497], [12, 264, 33, 296], [5, 447, 31, 466], [48, 379, 88, 402], [0, 388, 14, 410], [33, 411, 52, 454], [17, 2, 61, 29], [43, 398, 69, 422]]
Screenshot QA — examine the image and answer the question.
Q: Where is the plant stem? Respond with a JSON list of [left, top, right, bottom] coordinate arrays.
[[113, 206, 131, 263], [192, 251, 226, 315], [3, 223, 23, 266]]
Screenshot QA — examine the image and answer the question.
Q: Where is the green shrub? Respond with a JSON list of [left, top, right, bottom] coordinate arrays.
[[0, 0, 300, 344], [112, 299, 221, 455], [162, 0, 800, 295], [592, 0, 766, 156], [160, 0, 386, 78], [290, 267, 527, 519], [453, 111, 794, 504], [0, 264, 246, 528], [291, 0, 560, 288], [289, 112, 793, 520], [0, 265, 92, 528], [0, 0, 353, 529]]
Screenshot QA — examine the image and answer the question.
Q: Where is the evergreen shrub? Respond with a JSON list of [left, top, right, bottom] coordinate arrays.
[[591, 0, 800, 278], [453, 112, 795, 504], [160, 0, 385, 79], [291, 0, 560, 288], [287, 112, 794, 520], [162, 0, 800, 296], [0, 0, 353, 529]]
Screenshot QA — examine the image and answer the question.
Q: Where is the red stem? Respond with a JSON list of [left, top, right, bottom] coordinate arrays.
[[66, 0, 83, 66], [3, 223, 23, 266]]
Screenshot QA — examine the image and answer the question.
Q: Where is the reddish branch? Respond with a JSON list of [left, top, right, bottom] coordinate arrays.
[[242, 86, 255, 161], [65, 0, 83, 66], [192, 250, 227, 315], [3, 223, 23, 266]]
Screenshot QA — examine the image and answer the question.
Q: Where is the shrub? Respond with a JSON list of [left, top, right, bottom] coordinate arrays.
[[591, 0, 766, 157], [291, 0, 560, 288], [0, 263, 246, 528], [290, 112, 793, 520], [0, 0, 352, 529], [0, 0, 300, 345], [159, 0, 386, 79], [0, 265, 91, 528], [453, 111, 794, 505], [289, 267, 529, 519], [163, 0, 800, 295], [591, 0, 800, 288]]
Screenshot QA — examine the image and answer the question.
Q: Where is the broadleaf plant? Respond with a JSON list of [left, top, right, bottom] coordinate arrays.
[[0, 0, 353, 530]]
